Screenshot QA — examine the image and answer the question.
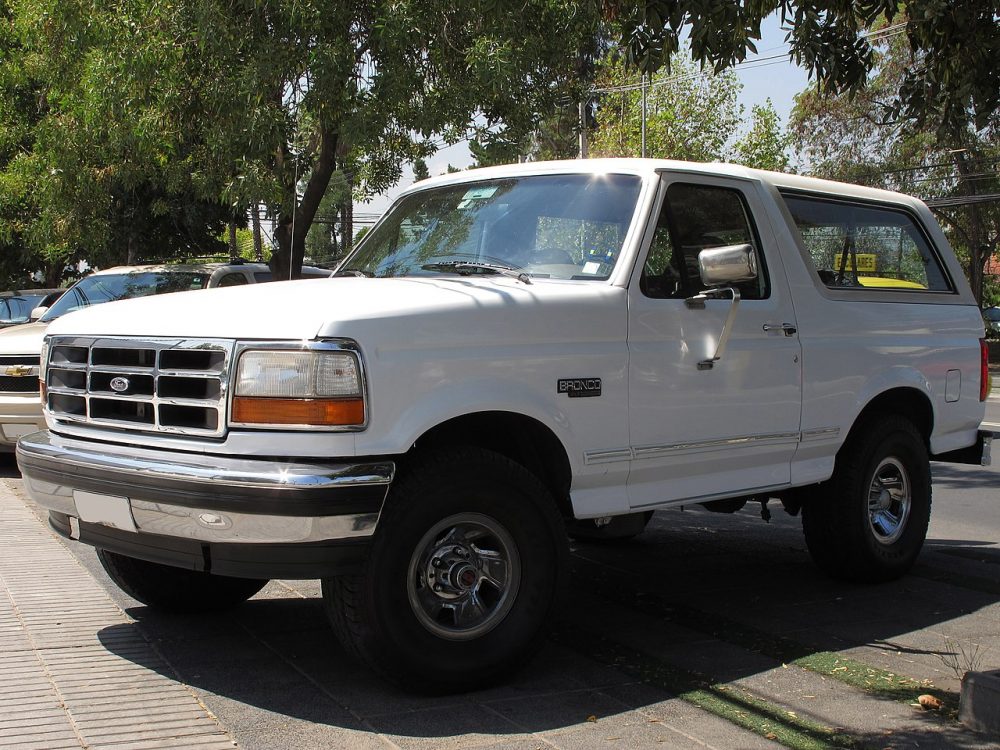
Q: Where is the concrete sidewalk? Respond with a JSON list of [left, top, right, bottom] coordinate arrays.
[[0, 480, 236, 750]]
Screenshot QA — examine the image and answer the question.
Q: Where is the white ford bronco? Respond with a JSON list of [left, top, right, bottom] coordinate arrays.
[[17, 160, 991, 691]]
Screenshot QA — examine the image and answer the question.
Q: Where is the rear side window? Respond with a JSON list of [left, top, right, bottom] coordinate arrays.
[[782, 194, 952, 292]]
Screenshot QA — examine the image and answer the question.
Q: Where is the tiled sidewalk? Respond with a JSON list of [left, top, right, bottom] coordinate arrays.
[[0, 479, 237, 750]]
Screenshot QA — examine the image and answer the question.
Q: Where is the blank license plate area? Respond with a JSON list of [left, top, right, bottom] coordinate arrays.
[[73, 490, 137, 533]]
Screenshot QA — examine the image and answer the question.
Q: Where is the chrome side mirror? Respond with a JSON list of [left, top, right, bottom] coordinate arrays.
[[698, 243, 757, 287], [29, 306, 47, 322]]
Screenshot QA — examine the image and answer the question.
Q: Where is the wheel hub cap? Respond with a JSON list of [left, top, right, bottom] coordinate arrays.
[[407, 512, 521, 641], [866, 457, 912, 546]]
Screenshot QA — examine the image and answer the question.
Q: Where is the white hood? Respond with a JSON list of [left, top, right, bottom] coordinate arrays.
[[0, 321, 49, 355], [44, 277, 624, 348]]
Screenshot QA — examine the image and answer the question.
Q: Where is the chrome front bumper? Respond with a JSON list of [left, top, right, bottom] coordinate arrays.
[[16, 430, 395, 546]]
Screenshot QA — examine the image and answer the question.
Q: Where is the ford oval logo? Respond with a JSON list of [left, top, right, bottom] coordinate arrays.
[[109, 376, 130, 393]]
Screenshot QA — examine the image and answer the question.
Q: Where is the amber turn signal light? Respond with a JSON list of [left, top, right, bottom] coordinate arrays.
[[232, 396, 365, 426]]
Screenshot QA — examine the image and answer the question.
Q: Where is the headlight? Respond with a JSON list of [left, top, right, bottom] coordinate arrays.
[[232, 349, 366, 428], [39, 339, 49, 400]]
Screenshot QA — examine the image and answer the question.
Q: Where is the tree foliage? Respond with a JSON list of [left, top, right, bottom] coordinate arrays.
[[606, 0, 1000, 140], [1, 0, 598, 278]]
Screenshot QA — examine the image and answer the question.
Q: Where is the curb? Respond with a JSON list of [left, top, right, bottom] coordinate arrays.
[[960, 670, 1000, 737]]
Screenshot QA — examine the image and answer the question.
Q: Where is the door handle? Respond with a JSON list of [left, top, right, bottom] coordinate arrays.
[[763, 323, 797, 336]]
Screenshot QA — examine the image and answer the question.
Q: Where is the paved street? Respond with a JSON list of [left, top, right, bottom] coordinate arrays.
[[1, 425, 998, 749], [982, 386, 1000, 433]]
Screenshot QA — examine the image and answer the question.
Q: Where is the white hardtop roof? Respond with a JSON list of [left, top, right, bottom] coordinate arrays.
[[408, 158, 926, 210]]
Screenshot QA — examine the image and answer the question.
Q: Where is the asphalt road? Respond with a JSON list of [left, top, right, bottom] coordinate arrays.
[[2, 425, 998, 750], [982, 389, 1000, 433]]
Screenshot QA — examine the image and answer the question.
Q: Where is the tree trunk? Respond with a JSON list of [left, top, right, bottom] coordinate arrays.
[[341, 182, 353, 255], [272, 127, 339, 280], [127, 234, 138, 265], [954, 148, 987, 305], [228, 221, 238, 259], [251, 207, 264, 261], [45, 262, 63, 288]]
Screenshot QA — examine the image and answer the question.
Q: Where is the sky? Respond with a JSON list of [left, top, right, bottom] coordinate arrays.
[[355, 14, 811, 225]]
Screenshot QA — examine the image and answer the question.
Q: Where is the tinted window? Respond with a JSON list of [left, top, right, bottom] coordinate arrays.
[[641, 183, 768, 300], [782, 194, 951, 292], [41, 272, 210, 321]]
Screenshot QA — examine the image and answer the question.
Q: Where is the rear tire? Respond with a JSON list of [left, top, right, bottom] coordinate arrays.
[[802, 414, 930, 583], [96, 549, 268, 611], [323, 446, 568, 692]]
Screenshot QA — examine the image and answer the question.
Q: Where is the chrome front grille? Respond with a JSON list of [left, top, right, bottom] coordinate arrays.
[[0, 355, 41, 393], [45, 337, 233, 437]]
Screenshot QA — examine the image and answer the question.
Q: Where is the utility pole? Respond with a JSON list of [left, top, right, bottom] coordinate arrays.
[[578, 100, 588, 159], [640, 73, 647, 158]]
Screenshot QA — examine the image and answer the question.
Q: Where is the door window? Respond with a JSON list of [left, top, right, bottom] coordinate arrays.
[[641, 183, 768, 300]]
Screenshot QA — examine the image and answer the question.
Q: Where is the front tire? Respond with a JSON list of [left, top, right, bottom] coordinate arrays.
[[96, 549, 268, 611], [323, 447, 568, 692], [802, 414, 931, 583]]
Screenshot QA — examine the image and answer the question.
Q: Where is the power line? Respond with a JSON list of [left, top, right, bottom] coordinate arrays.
[[925, 193, 1000, 208]]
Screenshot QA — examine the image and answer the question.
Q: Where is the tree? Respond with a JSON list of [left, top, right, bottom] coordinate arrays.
[[2, 1, 234, 280], [732, 101, 790, 172], [412, 158, 431, 183], [605, 0, 1000, 140], [789, 19, 1000, 304], [14, 0, 598, 279], [589, 52, 790, 170], [591, 53, 739, 161]]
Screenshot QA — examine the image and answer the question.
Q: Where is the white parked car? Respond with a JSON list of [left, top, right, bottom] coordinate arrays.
[[0, 261, 329, 448], [17, 160, 990, 691]]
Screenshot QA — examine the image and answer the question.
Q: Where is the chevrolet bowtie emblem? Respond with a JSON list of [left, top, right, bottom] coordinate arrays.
[[5, 365, 35, 377]]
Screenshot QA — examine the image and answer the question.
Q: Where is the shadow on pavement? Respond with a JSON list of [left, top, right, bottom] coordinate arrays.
[[0, 452, 20, 479], [93, 505, 1000, 745]]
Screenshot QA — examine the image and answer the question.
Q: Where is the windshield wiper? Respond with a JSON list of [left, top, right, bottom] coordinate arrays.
[[335, 268, 374, 278], [421, 261, 532, 285]]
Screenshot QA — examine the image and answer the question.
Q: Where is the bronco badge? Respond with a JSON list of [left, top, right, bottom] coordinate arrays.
[[557, 378, 602, 398]]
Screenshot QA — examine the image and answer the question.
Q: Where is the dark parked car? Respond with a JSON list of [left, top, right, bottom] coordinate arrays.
[[0, 289, 64, 328], [984, 306, 1000, 337]]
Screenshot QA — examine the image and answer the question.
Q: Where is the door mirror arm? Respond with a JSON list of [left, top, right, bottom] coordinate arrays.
[[685, 287, 741, 370]]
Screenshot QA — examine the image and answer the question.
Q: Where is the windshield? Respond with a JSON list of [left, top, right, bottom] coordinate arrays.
[[41, 272, 210, 321], [985, 307, 1000, 322], [343, 173, 642, 281]]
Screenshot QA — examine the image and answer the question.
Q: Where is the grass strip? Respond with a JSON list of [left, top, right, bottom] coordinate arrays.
[[556, 626, 859, 750], [792, 652, 958, 717], [571, 555, 959, 715]]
